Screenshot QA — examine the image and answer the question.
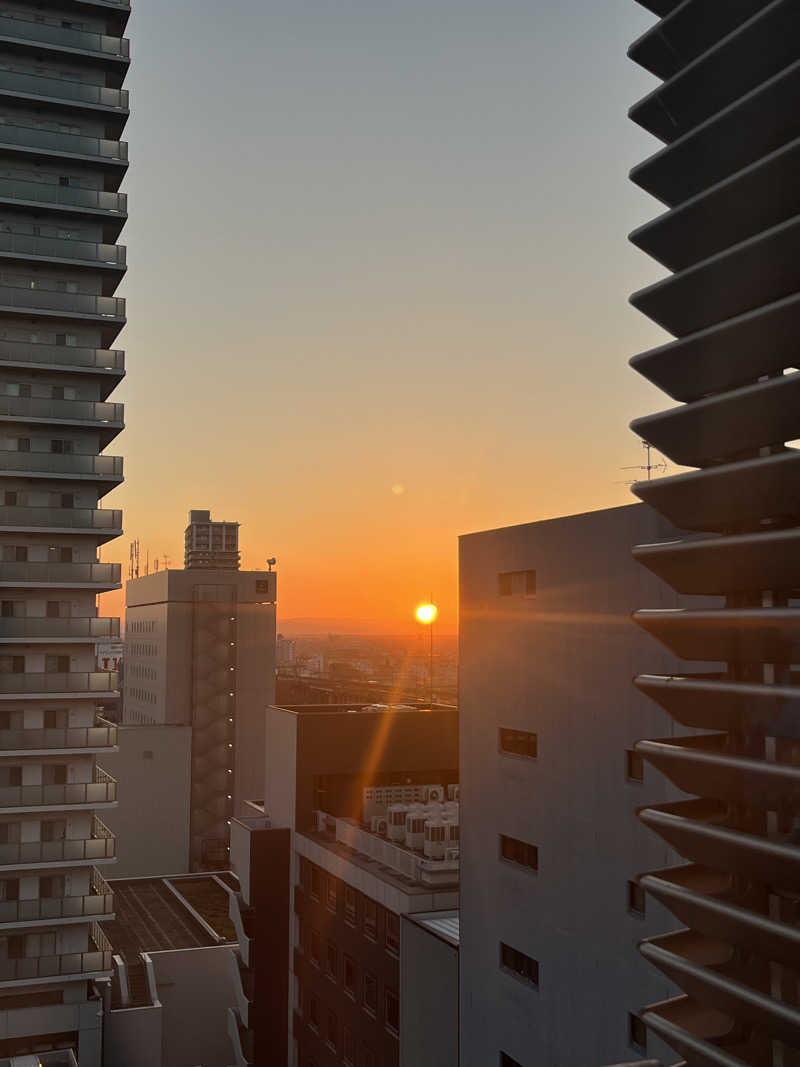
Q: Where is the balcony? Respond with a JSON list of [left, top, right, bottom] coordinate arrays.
[[0, 714, 117, 754], [0, 617, 119, 640], [0, 396, 123, 426], [0, 340, 124, 373], [229, 893, 253, 968], [0, 562, 122, 586], [0, 670, 119, 695], [0, 869, 113, 924], [0, 67, 129, 111], [0, 122, 127, 163], [0, 922, 113, 984], [0, 506, 122, 532], [0, 448, 123, 478], [0, 14, 129, 60], [0, 815, 115, 867], [0, 231, 125, 268], [227, 1007, 255, 1067], [227, 948, 254, 1028], [0, 176, 126, 216], [0, 283, 124, 320], [0, 1052, 77, 1067], [0, 766, 117, 810]]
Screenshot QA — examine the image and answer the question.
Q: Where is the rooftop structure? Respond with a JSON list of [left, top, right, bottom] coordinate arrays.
[[184, 510, 240, 571], [628, 3, 800, 1063]]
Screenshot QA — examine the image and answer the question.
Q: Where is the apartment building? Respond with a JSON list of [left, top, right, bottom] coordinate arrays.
[[124, 566, 276, 870], [184, 509, 240, 571], [458, 503, 707, 1066], [227, 702, 459, 1067], [627, 2, 800, 1061], [0, 0, 130, 1060]]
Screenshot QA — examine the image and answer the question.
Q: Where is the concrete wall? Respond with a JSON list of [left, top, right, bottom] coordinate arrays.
[[458, 503, 716, 1067], [150, 946, 237, 1067], [104, 1005, 162, 1067], [101, 724, 192, 877], [401, 916, 458, 1067]]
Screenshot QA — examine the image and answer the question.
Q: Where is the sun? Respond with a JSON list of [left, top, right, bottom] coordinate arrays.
[[415, 603, 437, 625]]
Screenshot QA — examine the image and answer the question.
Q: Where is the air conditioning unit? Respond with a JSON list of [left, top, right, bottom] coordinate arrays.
[[405, 814, 426, 850], [426, 785, 445, 803], [313, 810, 326, 833], [445, 847, 461, 861], [375, 817, 388, 837], [387, 804, 409, 842], [447, 783, 460, 801]]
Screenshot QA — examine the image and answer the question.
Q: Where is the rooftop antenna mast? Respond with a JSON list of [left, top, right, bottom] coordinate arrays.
[[128, 540, 140, 580], [618, 441, 668, 486]]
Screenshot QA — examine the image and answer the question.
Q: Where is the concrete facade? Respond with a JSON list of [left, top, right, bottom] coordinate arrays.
[[0, 0, 130, 1059], [100, 725, 191, 877], [125, 567, 276, 870], [400, 912, 458, 1067], [458, 503, 710, 1066]]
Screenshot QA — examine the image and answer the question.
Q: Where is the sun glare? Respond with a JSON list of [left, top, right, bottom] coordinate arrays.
[[415, 603, 438, 625]]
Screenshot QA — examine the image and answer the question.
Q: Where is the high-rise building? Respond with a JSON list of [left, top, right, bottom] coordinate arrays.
[[124, 565, 276, 871], [627, 3, 800, 1064], [458, 504, 705, 1066], [0, 0, 129, 1061], [227, 701, 459, 1067], [184, 509, 240, 571]]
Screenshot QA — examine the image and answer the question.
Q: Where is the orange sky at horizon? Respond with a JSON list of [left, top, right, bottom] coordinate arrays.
[[95, 0, 665, 636]]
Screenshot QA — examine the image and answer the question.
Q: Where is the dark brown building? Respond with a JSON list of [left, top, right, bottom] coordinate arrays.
[[228, 703, 459, 1067]]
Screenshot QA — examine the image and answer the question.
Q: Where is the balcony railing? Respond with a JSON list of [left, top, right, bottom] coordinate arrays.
[[0, 815, 115, 866], [0, 396, 124, 423], [0, 562, 121, 585], [0, 617, 119, 639], [0, 14, 129, 59], [0, 122, 127, 161], [0, 67, 128, 110], [0, 284, 124, 319], [0, 341, 124, 372], [0, 231, 125, 266], [0, 451, 123, 477], [0, 922, 113, 982], [0, 870, 113, 923], [0, 715, 117, 752], [0, 766, 116, 809], [0, 176, 126, 215], [0, 505, 122, 530], [0, 670, 118, 694]]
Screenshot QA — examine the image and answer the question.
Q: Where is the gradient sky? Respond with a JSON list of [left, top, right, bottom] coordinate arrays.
[[100, 0, 669, 634]]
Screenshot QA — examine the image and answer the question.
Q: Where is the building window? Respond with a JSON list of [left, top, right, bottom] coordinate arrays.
[[363, 970, 378, 1016], [344, 885, 356, 925], [499, 728, 537, 759], [385, 911, 400, 956], [326, 1010, 337, 1052], [326, 941, 337, 981], [500, 834, 538, 872], [363, 897, 377, 940], [343, 1025, 355, 1066], [626, 749, 644, 783], [310, 929, 321, 967], [326, 875, 337, 912], [629, 1013, 647, 1053], [500, 942, 539, 988], [385, 988, 399, 1036], [498, 570, 536, 597], [500, 1055, 523, 1067], [627, 880, 646, 917], [310, 866, 321, 901], [343, 954, 356, 998], [306, 992, 319, 1032]]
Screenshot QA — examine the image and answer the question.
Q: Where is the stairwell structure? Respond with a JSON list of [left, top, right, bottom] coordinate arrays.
[[0, 0, 129, 1060], [628, 2, 800, 1064]]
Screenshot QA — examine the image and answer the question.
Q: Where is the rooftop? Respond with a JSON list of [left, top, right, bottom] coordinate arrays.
[[409, 910, 460, 947]]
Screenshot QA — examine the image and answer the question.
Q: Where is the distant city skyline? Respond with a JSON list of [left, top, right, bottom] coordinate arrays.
[[101, 0, 667, 633]]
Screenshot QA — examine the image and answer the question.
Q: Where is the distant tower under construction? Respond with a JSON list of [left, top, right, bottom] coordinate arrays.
[[184, 509, 240, 570]]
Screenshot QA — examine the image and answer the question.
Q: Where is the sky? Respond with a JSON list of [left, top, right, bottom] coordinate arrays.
[[100, 0, 670, 635]]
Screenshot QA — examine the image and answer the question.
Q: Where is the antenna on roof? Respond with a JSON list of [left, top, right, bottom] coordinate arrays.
[[617, 441, 668, 486]]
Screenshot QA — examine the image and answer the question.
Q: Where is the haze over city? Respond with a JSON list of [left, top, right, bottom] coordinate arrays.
[[102, 0, 667, 633]]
